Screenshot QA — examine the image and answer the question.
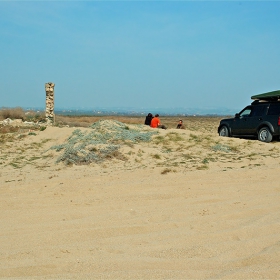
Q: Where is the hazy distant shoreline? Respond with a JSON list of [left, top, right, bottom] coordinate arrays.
[[15, 107, 236, 117]]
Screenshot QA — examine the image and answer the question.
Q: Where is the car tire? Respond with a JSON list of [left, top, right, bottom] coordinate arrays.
[[219, 126, 229, 137], [258, 127, 273, 143]]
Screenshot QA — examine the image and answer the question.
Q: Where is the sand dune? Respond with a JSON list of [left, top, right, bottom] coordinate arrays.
[[0, 121, 280, 279]]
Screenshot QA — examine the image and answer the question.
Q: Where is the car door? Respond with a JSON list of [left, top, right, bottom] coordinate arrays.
[[248, 104, 268, 134], [231, 106, 253, 135]]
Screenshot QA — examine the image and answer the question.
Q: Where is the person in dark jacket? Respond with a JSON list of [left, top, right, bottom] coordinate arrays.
[[144, 113, 153, 126], [176, 120, 185, 129]]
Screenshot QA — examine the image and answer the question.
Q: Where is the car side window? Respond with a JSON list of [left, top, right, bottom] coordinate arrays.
[[239, 107, 252, 118], [251, 105, 267, 116], [267, 104, 280, 115]]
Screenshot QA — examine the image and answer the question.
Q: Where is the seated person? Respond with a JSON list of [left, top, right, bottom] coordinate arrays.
[[144, 113, 153, 126], [176, 120, 185, 129], [150, 114, 167, 129]]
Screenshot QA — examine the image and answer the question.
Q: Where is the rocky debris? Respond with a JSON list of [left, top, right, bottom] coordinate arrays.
[[0, 118, 45, 127], [23, 121, 36, 125], [0, 118, 23, 126], [0, 118, 12, 125]]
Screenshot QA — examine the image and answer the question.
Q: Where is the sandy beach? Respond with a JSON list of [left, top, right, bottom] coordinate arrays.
[[1, 119, 280, 279]]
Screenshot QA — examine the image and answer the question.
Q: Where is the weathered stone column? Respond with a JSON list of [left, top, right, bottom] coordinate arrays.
[[45, 82, 55, 124]]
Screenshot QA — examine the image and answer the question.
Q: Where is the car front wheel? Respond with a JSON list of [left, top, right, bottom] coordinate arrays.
[[258, 127, 273, 143], [219, 126, 229, 137]]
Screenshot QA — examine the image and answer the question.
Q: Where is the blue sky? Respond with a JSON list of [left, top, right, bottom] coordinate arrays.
[[1, 1, 280, 113]]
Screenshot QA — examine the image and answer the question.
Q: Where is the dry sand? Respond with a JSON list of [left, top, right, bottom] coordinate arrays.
[[0, 121, 280, 279]]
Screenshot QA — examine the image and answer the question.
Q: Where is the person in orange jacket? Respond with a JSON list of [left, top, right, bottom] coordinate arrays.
[[150, 114, 167, 129]]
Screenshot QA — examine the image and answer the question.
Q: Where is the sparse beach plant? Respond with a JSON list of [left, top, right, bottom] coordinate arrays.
[[28, 132, 37, 136], [162, 147, 172, 153], [153, 135, 168, 145], [154, 135, 164, 141], [182, 153, 193, 160], [202, 158, 209, 164], [247, 152, 258, 159], [161, 168, 172, 174], [9, 162, 21, 168], [211, 144, 231, 153], [189, 133, 205, 144], [196, 164, 209, 170], [228, 145, 239, 152], [28, 156, 42, 161], [166, 132, 184, 142], [152, 153, 161, 160]]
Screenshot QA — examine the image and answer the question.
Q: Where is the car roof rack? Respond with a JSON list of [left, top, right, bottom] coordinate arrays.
[[251, 100, 266, 104], [251, 90, 280, 101]]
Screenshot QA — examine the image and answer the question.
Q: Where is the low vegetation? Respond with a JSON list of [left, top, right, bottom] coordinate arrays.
[[49, 120, 158, 166], [1, 108, 279, 173], [0, 107, 45, 122]]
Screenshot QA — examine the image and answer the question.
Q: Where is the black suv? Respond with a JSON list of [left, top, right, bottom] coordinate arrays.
[[218, 99, 280, 143]]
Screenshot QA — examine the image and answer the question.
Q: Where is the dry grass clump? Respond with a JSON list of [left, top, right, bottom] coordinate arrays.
[[166, 132, 184, 142], [24, 111, 45, 123], [161, 168, 177, 174], [153, 132, 184, 147], [0, 134, 16, 144], [0, 107, 45, 123], [151, 153, 161, 159], [0, 125, 20, 134], [0, 125, 44, 135], [0, 107, 25, 120]]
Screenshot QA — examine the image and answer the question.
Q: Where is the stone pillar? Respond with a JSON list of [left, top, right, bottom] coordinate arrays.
[[45, 82, 55, 124]]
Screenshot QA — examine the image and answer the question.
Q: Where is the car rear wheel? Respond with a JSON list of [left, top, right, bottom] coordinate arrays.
[[219, 126, 229, 137], [258, 127, 273, 143]]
